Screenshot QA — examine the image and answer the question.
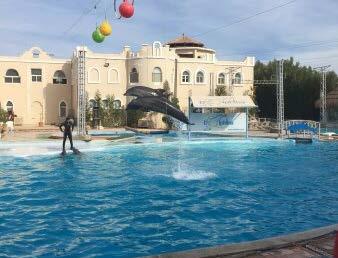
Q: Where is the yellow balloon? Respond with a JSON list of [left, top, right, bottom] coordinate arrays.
[[99, 21, 112, 36]]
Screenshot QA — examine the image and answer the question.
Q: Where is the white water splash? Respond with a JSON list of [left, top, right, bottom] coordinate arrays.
[[172, 169, 216, 181], [0, 141, 108, 157]]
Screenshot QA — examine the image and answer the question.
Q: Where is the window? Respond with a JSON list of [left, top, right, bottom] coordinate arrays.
[[234, 73, 242, 84], [153, 41, 162, 57], [59, 102, 67, 117], [89, 68, 100, 83], [152, 67, 162, 83], [218, 73, 225, 85], [5, 69, 20, 83], [32, 49, 40, 58], [196, 71, 204, 83], [130, 68, 139, 83], [53, 70, 67, 84], [6, 101, 13, 112], [108, 69, 119, 83], [32, 69, 42, 82], [113, 100, 121, 109], [182, 71, 190, 83]]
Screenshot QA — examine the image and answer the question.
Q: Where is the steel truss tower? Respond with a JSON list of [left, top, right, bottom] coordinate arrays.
[[314, 65, 331, 125], [276, 60, 285, 138], [77, 47, 87, 136]]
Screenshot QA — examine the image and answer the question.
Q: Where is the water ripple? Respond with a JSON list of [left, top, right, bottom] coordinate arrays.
[[0, 139, 337, 257]]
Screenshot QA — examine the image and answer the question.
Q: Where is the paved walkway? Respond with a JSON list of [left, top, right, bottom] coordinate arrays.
[[226, 232, 336, 257], [149, 225, 338, 258]]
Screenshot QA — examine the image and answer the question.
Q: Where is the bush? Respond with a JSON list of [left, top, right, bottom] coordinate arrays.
[[0, 108, 7, 123], [86, 92, 128, 128], [101, 95, 127, 127], [162, 81, 181, 129], [126, 110, 145, 127]]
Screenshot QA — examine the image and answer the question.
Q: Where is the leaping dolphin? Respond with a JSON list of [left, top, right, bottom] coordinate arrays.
[[125, 86, 170, 98], [127, 96, 191, 125]]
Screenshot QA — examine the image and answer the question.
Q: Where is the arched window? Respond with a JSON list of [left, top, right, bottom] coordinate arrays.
[[6, 101, 13, 112], [53, 70, 67, 84], [89, 68, 100, 83], [218, 73, 225, 85], [130, 68, 139, 83], [5, 69, 20, 83], [153, 41, 162, 57], [234, 73, 242, 84], [108, 69, 119, 83], [113, 100, 121, 109], [196, 71, 204, 84], [152, 67, 162, 83], [59, 101, 67, 117], [182, 71, 190, 83]]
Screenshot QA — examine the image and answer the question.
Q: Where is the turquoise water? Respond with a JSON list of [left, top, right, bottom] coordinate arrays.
[[0, 139, 338, 257]]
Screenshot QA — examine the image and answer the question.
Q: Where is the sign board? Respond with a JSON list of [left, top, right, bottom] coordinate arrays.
[[190, 96, 256, 108], [189, 112, 247, 132]]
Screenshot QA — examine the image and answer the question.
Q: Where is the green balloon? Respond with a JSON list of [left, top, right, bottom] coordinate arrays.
[[92, 28, 105, 43]]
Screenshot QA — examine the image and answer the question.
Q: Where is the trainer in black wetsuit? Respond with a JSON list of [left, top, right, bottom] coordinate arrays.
[[59, 117, 74, 152]]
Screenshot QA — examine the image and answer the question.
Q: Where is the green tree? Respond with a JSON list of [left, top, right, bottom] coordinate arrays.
[[85, 92, 92, 125], [163, 80, 170, 95], [101, 95, 126, 127], [0, 108, 7, 123], [254, 58, 338, 121], [162, 80, 181, 129], [91, 90, 104, 127], [215, 86, 227, 96]]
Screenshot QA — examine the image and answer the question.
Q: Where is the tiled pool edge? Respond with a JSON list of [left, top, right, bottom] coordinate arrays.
[[147, 224, 338, 258]]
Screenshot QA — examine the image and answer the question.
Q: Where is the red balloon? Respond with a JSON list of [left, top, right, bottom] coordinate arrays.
[[119, 0, 134, 18]]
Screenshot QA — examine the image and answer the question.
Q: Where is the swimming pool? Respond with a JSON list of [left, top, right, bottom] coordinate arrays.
[[0, 138, 337, 257]]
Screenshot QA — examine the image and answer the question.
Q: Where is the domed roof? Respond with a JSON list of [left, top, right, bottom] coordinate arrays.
[[166, 34, 204, 48]]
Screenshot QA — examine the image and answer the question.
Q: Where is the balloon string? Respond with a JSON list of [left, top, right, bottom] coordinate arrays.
[[113, 0, 121, 19], [94, 5, 98, 27], [104, 0, 107, 20]]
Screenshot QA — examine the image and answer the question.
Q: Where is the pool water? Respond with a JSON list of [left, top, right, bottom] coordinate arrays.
[[0, 139, 337, 257]]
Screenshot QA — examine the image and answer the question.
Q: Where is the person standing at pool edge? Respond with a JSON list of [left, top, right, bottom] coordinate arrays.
[[59, 116, 80, 155]]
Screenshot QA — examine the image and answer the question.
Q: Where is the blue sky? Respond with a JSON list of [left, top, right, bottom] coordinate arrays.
[[1, 0, 338, 71]]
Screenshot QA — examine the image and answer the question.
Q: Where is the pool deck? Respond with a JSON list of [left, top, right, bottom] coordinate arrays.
[[148, 224, 338, 258], [1, 126, 337, 143]]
